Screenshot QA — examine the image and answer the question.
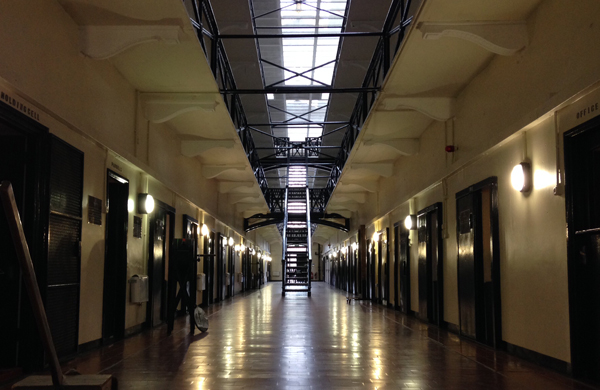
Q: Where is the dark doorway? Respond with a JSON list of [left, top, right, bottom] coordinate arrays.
[[384, 228, 390, 306], [215, 233, 226, 302], [564, 116, 600, 382], [417, 203, 443, 325], [0, 101, 49, 370], [182, 214, 199, 308], [148, 200, 175, 327], [456, 178, 501, 348], [201, 230, 215, 306], [102, 170, 129, 342], [377, 233, 383, 304], [394, 222, 411, 314], [227, 244, 234, 298], [46, 136, 83, 359], [366, 240, 375, 301]]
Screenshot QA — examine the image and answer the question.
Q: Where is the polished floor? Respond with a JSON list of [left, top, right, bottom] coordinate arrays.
[[25, 283, 600, 389]]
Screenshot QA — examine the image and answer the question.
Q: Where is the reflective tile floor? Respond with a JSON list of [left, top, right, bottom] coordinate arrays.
[[17, 283, 600, 389]]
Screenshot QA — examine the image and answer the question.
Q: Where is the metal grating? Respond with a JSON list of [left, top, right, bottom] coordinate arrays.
[[50, 138, 83, 217], [48, 214, 80, 285], [46, 285, 79, 358]]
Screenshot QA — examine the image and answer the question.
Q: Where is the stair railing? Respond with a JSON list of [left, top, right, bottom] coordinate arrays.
[[306, 185, 312, 294], [281, 186, 289, 295]]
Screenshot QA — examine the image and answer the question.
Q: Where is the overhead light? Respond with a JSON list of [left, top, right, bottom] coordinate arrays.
[[228, 237, 234, 246], [404, 215, 417, 230], [511, 162, 532, 192], [127, 199, 134, 213], [137, 193, 154, 214], [201, 223, 209, 237]]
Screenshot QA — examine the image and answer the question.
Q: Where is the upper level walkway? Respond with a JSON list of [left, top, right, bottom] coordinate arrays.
[[13, 283, 596, 390]]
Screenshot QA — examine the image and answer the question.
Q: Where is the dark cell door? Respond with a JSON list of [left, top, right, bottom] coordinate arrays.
[[149, 207, 166, 327], [417, 204, 444, 325], [457, 193, 477, 338], [565, 118, 600, 381], [0, 134, 29, 369], [377, 238, 383, 304], [395, 224, 411, 314], [103, 171, 128, 342], [0, 102, 49, 371], [47, 136, 83, 358], [202, 231, 214, 306], [384, 228, 390, 306], [215, 233, 226, 302], [456, 179, 501, 347]]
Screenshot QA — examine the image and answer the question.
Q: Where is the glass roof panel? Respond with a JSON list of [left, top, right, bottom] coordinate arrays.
[[252, 0, 349, 187]]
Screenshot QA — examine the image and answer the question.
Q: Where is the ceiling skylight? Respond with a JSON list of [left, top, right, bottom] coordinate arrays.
[[252, 0, 349, 187]]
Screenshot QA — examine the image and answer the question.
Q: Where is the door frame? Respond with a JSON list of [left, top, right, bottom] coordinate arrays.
[[456, 177, 502, 348]]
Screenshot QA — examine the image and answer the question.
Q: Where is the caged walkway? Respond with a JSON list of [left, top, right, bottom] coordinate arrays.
[[13, 283, 600, 390]]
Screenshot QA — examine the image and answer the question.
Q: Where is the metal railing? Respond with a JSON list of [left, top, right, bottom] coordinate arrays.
[[305, 186, 312, 294], [184, 0, 417, 215], [281, 187, 289, 293]]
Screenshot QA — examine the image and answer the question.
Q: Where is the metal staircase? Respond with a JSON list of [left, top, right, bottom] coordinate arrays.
[[282, 185, 312, 297]]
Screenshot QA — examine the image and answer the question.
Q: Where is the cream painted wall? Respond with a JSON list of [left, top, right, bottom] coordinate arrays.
[[321, 0, 600, 364], [0, 0, 275, 345]]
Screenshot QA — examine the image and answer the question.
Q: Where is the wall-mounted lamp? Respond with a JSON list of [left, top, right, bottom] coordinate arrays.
[[511, 162, 532, 192], [252, 248, 256, 255], [240, 244, 246, 253], [137, 193, 155, 214], [228, 237, 234, 246], [372, 232, 380, 242], [127, 199, 135, 213], [200, 223, 209, 237], [351, 242, 358, 251], [341, 246, 348, 255], [257, 252, 262, 259], [234, 244, 240, 252], [404, 215, 417, 230]]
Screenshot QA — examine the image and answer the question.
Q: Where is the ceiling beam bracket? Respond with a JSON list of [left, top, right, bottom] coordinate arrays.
[[418, 21, 528, 56], [80, 25, 183, 60]]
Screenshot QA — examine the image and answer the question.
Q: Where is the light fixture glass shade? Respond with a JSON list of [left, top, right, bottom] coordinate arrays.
[[511, 162, 532, 192], [228, 237, 234, 246], [372, 232, 380, 242], [127, 199, 134, 213], [257, 252, 262, 259], [404, 215, 417, 230], [234, 244, 240, 252], [201, 223, 209, 237], [252, 248, 256, 255], [137, 193, 154, 214], [351, 242, 358, 251], [241, 244, 246, 252]]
